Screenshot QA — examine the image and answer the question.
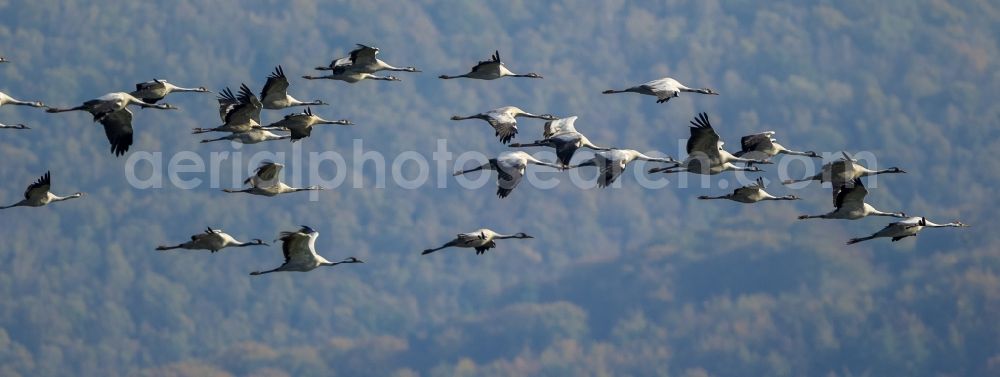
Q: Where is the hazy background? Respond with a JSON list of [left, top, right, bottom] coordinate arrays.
[[0, 1, 997, 376]]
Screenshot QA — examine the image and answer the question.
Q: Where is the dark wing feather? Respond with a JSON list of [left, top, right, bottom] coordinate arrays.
[[833, 178, 866, 208], [598, 162, 623, 188], [217, 87, 239, 121], [327, 56, 352, 69], [733, 177, 764, 196], [739, 133, 772, 153], [471, 50, 501, 72], [278, 231, 299, 264], [553, 135, 581, 166], [349, 45, 364, 63], [99, 108, 134, 157], [456, 233, 480, 243], [239, 83, 260, 106], [245, 162, 281, 185], [350, 44, 378, 65], [475, 240, 497, 255], [495, 123, 518, 144], [290, 126, 311, 141], [488, 159, 511, 180], [260, 65, 289, 102], [132, 81, 166, 103], [223, 83, 261, 125], [277, 229, 317, 264], [496, 176, 518, 199], [24, 171, 51, 200], [686, 112, 720, 155], [496, 185, 513, 199], [83, 99, 111, 121]]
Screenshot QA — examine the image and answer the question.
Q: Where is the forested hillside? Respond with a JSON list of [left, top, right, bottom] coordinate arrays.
[[0, 1, 997, 376]]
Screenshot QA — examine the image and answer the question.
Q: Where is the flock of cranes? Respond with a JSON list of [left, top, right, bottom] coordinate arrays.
[[0, 44, 969, 276]]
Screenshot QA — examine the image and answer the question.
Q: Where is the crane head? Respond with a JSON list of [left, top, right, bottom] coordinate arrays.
[[339, 257, 364, 264]]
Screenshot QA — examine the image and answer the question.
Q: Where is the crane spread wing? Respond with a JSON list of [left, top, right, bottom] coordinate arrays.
[[131, 80, 167, 104], [597, 161, 624, 188], [245, 162, 283, 187], [475, 240, 496, 254], [288, 124, 312, 141], [281, 108, 314, 141], [255, 162, 283, 181], [739, 132, 775, 153], [99, 108, 134, 157], [734, 177, 765, 197], [686, 112, 722, 159], [217, 87, 241, 122], [23, 171, 51, 200], [279, 230, 314, 265], [350, 44, 379, 65], [827, 159, 852, 181], [542, 116, 578, 138], [883, 217, 921, 234], [493, 122, 518, 144], [833, 178, 868, 208], [496, 157, 526, 198], [552, 134, 583, 167], [455, 232, 482, 244], [192, 227, 222, 243], [325, 57, 354, 75], [485, 111, 519, 144], [734, 132, 776, 159], [223, 84, 262, 126], [471, 50, 501, 73], [134, 81, 158, 92], [260, 65, 290, 104]]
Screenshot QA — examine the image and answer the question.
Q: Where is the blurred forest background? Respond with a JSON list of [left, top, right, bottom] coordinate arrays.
[[0, 1, 997, 376]]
